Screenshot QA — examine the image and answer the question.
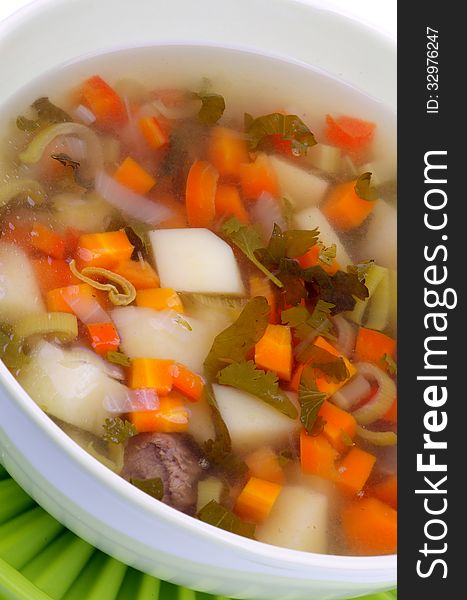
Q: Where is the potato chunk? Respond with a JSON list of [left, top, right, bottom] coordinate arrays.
[[0, 243, 45, 324], [213, 384, 300, 453], [269, 155, 329, 210], [149, 228, 245, 295]]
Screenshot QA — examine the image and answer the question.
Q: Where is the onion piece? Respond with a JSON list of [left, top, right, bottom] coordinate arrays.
[[152, 97, 201, 120], [95, 170, 172, 225], [332, 315, 357, 357], [356, 425, 397, 446], [331, 374, 372, 411], [351, 362, 396, 425], [251, 192, 287, 242], [62, 287, 111, 325], [73, 104, 96, 125], [103, 388, 159, 414]]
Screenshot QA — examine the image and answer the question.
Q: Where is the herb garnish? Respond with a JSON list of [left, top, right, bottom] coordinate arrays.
[[244, 112, 317, 156], [194, 92, 226, 125], [354, 172, 378, 201], [102, 417, 137, 444], [130, 477, 164, 500], [17, 97, 71, 132], [298, 365, 327, 435], [197, 500, 256, 538]]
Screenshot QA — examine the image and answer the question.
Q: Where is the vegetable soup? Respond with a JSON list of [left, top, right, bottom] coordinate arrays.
[[0, 46, 396, 556]]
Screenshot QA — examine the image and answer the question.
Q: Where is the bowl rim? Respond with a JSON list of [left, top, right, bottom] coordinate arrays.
[[0, 0, 397, 591]]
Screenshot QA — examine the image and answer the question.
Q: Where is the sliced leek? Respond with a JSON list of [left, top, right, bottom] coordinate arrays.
[[356, 425, 397, 446], [0, 179, 45, 209], [351, 362, 396, 425], [14, 312, 78, 343], [347, 263, 389, 330], [69, 260, 136, 306]]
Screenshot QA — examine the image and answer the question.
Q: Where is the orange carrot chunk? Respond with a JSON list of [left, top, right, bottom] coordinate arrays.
[[135, 288, 184, 313], [114, 156, 156, 195], [46, 283, 104, 315], [130, 358, 174, 396], [341, 497, 397, 555], [300, 430, 340, 482], [234, 476, 282, 523], [244, 446, 285, 485], [80, 75, 127, 128], [139, 116, 169, 150], [319, 401, 357, 453], [86, 322, 120, 355], [255, 324, 292, 381], [325, 115, 376, 154], [208, 127, 250, 178], [129, 395, 189, 433], [338, 447, 376, 495], [32, 258, 80, 294], [112, 259, 160, 290], [297, 244, 340, 276], [215, 184, 250, 224], [354, 327, 396, 365], [185, 160, 219, 228], [313, 336, 356, 397], [75, 230, 134, 269], [322, 179, 375, 232], [30, 223, 66, 259], [240, 153, 279, 199], [172, 363, 204, 402], [369, 474, 397, 509]]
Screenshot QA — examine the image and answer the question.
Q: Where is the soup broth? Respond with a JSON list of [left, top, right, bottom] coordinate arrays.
[[0, 46, 397, 556]]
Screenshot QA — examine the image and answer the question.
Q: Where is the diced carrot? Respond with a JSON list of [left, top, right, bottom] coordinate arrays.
[[130, 358, 174, 396], [234, 476, 282, 523], [30, 223, 66, 259], [244, 446, 285, 485], [112, 259, 160, 290], [172, 363, 204, 402], [300, 430, 340, 482], [139, 116, 169, 150], [185, 160, 219, 228], [64, 228, 82, 256], [240, 153, 279, 199], [313, 336, 357, 397], [80, 75, 127, 128], [288, 363, 305, 393], [129, 395, 189, 433], [338, 447, 376, 495], [369, 474, 397, 509], [319, 401, 357, 453], [322, 180, 375, 231], [75, 230, 134, 269], [382, 398, 397, 424], [354, 327, 396, 365], [255, 324, 292, 381], [135, 288, 184, 313], [46, 283, 103, 314], [208, 127, 250, 179], [249, 275, 278, 324], [215, 184, 250, 224], [341, 497, 397, 555], [86, 322, 120, 355], [325, 115, 376, 154], [114, 156, 156, 195], [297, 244, 340, 276], [32, 257, 80, 294]]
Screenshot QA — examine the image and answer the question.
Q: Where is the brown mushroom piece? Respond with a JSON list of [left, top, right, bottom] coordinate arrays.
[[121, 432, 207, 514]]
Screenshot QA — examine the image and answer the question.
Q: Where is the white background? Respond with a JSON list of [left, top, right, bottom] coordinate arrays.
[[0, 0, 396, 38]]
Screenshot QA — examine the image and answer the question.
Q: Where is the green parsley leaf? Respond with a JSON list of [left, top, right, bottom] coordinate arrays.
[[197, 500, 256, 538], [318, 243, 337, 267], [304, 266, 369, 314], [221, 217, 284, 288], [123, 224, 152, 258], [50, 153, 80, 170], [281, 300, 335, 342], [244, 112, 317, 156], [298, 365, 327, 435], [276, 258, 308, 305], [17, 97, 71, 132], [354, 172, 378, 201], [297, 344, 349, 382], [106, 351, 131, 367], [102, 417, 137, 444], [217, 360, 298, 419], [262, 224, 319, 262], [347, 260, 375, 283], [194, 92, 226, 125], [130, 477, 164, 500], [381, 353, 398, 375]]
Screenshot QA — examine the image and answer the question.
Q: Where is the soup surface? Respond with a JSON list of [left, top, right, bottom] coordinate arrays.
[[0, 47, 397, 556]]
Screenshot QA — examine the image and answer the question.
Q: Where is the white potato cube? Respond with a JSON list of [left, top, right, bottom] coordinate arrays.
[[149, 228, 245, 295], [187, 395, 215, 446], [212, 384, 300, 453], [0, 243, 45, 324], [17, 341, 127, 436], [269, 155, 329, 210], [357, 200, 397, 269], [111, 307, 227, 373], [256, 485, 328, 553], [293, 206, 352, 268]]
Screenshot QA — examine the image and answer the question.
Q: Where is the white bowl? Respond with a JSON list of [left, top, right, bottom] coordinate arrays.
[[0, 1, 396, 598]]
